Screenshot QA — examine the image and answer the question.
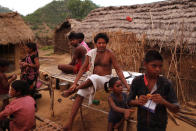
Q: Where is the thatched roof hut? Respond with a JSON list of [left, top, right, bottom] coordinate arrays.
[[55, 0, 196, 101], [54, 19, 81, 53], [64, 0, 196, 102], [0, 12, 35, 71], [71, 0, 196, 53], [0, 12, 34, 45]]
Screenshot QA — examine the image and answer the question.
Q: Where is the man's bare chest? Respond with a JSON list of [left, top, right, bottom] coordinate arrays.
[[94, 53, 111, 66]]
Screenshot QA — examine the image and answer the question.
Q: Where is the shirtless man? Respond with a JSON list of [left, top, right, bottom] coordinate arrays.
[[58, 32, 88, 74], [63, 33, 130, 130]]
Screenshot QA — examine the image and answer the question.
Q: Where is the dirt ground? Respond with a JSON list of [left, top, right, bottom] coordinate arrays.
[[35, 48, 196, 131]]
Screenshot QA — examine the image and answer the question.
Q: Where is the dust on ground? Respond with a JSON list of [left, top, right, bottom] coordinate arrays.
[[35, 48, 196, 131]]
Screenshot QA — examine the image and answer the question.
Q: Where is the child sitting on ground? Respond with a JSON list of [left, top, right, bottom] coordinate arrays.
[[0, 59, 17, 110], [105, 77, 134, 131], [128, 50, 179, 131], [0, 80, 36, 131]]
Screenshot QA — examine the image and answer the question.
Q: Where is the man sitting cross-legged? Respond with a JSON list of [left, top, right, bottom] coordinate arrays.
[[62, 33, 130, 131]]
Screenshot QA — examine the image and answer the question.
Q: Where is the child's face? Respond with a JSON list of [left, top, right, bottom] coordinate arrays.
[[145, 60, 163, 78], [70, 38, 79, 47], [24, 45, 32, 54], [112, 80, 123, 94]]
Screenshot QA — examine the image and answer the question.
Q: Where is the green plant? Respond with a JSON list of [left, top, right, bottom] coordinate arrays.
[[41, 45, 54, 50]]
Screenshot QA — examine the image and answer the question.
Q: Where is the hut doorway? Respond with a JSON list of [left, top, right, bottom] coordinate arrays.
[[0, 44, 16, 72]]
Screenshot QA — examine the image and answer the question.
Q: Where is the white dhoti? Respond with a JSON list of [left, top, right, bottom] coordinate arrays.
[[77, 74, 111, 105]]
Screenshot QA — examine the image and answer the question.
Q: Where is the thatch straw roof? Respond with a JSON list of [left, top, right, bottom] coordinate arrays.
[[55, 19, 81, 33], [71, 0, 196, 52], [0, 12, 34, 45]]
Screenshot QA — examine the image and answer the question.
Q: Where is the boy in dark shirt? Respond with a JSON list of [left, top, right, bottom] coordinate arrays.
[[128, 50, 179, 131]]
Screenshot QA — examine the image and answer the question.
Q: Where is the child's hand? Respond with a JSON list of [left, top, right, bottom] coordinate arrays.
[[11, 74, 17, 80], [147, 94, 152, 99], [124, 109, 134, 120], [21, 62, 28, 67], [138, 95, 148, 105], [151, 94, 166, 105]]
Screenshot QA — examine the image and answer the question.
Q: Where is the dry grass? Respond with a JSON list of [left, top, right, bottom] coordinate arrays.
[[106, 31, 146, 71]]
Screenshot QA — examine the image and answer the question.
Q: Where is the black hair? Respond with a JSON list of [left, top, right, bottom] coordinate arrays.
[[68, 32, 77, 40], [94, 33, 109, 44], [144, 50, 163, 63], [0, 59, 10, 67], [104, 77, 119, 93], [25, 42, 37, 52], [11, 80, 30, 96], [77, 32, 85, 41]]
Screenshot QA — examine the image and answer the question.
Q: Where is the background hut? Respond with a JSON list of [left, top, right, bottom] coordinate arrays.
[[60, 0, 196, 102], [54, 19, 81, 54], [0, 12, 35, 72]]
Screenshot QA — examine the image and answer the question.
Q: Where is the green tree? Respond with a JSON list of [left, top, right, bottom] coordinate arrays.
[[0, 5, 12, 13], [66, 0, 98, 19]]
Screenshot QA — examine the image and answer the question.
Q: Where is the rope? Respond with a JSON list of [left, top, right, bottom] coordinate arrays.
[[81, 103, 137, 123]]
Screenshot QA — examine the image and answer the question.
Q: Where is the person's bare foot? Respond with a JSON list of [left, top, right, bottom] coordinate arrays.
[[61, 89, 75, 98], [63, 122, 72, 131]]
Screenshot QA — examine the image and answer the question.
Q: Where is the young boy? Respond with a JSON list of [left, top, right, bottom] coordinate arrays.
[[128, 50, 179, 131], [77, 32, 91, 52], [58, 32, 88, 74], [0, 80, 36, 131]]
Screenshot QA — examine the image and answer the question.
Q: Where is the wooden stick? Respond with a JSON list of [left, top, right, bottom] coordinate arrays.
[[186, 102, 196, 109], [167, 111, 180, 126], [173, 113, 196, 127], [35, 114, 44, 122], [179, 110, 196, 116], [49, 77, 54, 117]]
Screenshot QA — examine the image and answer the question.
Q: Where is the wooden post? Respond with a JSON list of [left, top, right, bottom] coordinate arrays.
[[49, 77, 54, 117]]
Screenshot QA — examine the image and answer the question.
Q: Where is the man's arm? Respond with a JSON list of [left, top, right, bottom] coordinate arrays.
[[110, 52, 130, 90], [71, 55, 89, 90]]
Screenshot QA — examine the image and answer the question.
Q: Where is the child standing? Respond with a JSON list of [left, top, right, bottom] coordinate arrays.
[[128, 50, 179, 131], [105, 77, 133, 131], [20, 42, 41, 99], [20, 42, 39, 88], [0, 80, 36, 131]]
